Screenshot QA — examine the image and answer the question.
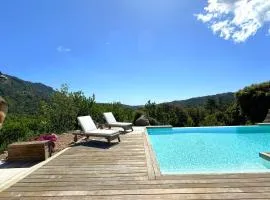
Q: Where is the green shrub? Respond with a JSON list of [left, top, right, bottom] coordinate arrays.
[[0, 117, 32, 152], [201, 114, 222, 126], [236, 81, 270, 123]]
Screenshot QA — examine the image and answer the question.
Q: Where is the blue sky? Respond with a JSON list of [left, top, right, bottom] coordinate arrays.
[[0, 0, 270, 105]]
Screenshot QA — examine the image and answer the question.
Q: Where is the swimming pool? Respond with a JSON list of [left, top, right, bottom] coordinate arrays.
[[147, 126, 270, 174]]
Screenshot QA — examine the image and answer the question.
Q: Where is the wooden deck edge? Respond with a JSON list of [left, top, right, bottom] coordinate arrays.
[[143, 133, 155, 180], [0, 147, 71, 192], [143, 130, 161, 179]]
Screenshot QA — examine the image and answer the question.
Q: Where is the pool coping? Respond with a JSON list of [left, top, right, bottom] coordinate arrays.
[[144, 127, 270, 179], [143, 128, 161, 179], [146, 125, 173, 128]]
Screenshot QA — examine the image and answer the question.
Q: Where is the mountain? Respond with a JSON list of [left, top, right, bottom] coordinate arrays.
[[0, 73, 54, 114], [0, 72, 236, 114], [165, 92, 235, 108]]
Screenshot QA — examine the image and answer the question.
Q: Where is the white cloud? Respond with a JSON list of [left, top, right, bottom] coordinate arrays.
[[56, 46, 71, 53], [196, 0, 270, 43]]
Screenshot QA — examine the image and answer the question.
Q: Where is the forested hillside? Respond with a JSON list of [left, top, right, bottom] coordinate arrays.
[[168, 92, 235, 108], [0, 73, 54, 114]]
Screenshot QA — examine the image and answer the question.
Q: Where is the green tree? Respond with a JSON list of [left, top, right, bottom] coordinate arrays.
[[187, 107, 206, 126], [236, 82, 270, 123], [201, 114, 222, 126], [71, 91, 95, 117], [205, 98, 217, 114], [225, 103, 246, 125], [153, 104, 188, 127], [40, 85, 78, 133], [144, 100, 157, 118]]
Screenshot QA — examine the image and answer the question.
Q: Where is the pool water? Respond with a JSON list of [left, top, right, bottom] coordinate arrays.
[[147, 126, 270, 174]]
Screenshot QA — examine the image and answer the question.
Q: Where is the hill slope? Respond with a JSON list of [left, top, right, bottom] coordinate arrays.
[[0, 73, 54, 114], [166, 92, 235, 107]]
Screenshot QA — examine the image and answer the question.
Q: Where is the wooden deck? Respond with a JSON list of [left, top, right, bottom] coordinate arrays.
[[1, 128, 270, 199]]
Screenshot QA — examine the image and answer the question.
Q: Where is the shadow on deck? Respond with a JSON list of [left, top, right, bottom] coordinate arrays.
[[0, 161, 39, 169]]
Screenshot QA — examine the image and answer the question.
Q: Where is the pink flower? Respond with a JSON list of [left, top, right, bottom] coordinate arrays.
[[37, 133, 58, 142]]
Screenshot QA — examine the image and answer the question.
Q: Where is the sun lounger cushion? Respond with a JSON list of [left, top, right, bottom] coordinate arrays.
[[109, 122, 132, 126], [78, 115, 98, 132], [103, 112, 117, 124]]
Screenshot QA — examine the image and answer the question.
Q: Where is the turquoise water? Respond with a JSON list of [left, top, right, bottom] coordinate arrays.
[[147, 126, 270, 174]]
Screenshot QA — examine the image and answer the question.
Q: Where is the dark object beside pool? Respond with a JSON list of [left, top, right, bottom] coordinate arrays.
[[259, 152, 270, 162], [264, 109, 270, 123], [134, 115, 150, 126], [257, 109, 270, 125]]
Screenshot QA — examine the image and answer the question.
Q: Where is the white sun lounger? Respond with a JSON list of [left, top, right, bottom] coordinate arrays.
[[103, 112, 133, 132], [75, 115, 121, 144]]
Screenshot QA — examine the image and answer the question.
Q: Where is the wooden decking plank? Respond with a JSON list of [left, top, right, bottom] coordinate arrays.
[[0, 195, 270, 200], [47, 155, 146, 159], [47, 157, 147, 161], [45, 159, 147, 163], [18, 177, 149, 182], [46, 160, 146, 164], [2, 187, 270, 197], [25, 173, 148, 179], [54, 156, 146, 160], [33, 166, 147, 171], [16, 177, 270, 185], [30, 169, 147, 174], [41, 162, 147, 166], [29, 172, 148, 176], [7, 182, 270, 192], [13, 180, 270, 187], [57, 154, 146, 157], [35, 167, 147, 172]]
